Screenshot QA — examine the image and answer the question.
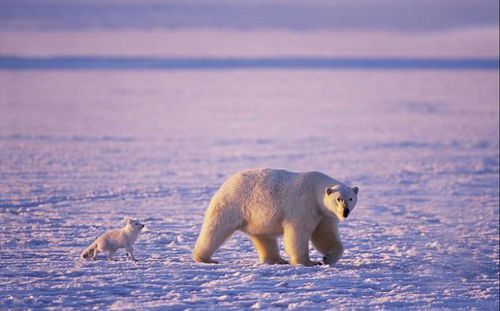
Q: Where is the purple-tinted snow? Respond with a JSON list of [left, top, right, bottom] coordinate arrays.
[[0, 0, 499, 309], [0, 70, 498, 309]]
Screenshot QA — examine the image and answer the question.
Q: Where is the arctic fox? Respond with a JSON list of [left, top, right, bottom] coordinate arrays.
[[81, 217, 145, 261]]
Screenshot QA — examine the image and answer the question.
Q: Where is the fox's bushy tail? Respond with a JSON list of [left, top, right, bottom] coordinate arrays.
[[81, 243, 97, 260]]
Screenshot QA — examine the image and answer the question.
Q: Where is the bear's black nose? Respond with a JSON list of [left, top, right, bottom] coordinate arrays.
[[343, 209, 350, 218]]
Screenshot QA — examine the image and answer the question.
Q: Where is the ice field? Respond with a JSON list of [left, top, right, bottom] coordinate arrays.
[[1, 0, 499, 309], [0, 69, 498, 309]]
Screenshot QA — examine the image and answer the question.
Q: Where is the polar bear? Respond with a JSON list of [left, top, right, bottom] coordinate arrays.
[[192, 168, 359, 266]]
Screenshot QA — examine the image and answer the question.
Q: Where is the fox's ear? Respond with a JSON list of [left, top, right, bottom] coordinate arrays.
[[352, 186, 359, 195], [124, 217, 131, 224]]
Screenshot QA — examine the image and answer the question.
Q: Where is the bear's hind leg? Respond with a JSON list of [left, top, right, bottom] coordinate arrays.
[[193, 213, 239, 264], [250, 235, 288, 264]]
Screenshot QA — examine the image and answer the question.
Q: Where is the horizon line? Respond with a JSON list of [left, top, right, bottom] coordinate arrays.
[[0, 56, 498, 71]]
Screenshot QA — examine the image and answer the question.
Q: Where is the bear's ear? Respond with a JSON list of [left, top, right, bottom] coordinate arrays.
[[326, 187, 334, 195], [352, 186, 359, 195]]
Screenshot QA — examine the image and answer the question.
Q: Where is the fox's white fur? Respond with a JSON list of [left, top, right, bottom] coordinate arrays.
[[81, 217, 144, 261], [193, 168, 359, 266]]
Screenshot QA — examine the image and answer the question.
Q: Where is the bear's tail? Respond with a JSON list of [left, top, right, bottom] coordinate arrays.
[[80, 243, 97, 260]]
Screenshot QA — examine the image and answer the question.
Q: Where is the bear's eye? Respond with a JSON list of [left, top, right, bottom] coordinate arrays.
[[349, 198, 353, 201]]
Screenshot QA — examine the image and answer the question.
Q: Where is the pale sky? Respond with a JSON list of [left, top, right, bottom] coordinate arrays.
[[0, 0, 498, 32]]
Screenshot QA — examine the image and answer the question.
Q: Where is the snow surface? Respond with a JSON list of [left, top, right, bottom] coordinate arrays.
[[0, 69, 498, 309]]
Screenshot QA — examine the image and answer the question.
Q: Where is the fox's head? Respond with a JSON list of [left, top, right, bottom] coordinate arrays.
[[124, 217, 145, 231]]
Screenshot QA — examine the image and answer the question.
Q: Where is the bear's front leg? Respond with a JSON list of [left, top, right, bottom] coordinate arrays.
[[283, 224, 321, 266], [321, 242, 344, 265], [250, 235, 288, 264], [311, 219, 344, 265]]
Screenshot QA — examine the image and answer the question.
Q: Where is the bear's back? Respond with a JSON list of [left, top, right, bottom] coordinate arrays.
[[219, 168, 332, 205]]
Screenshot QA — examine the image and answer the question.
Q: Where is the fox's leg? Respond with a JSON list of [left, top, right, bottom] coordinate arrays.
[[125, 245, 137, 261], [107, 250, 116, 261], [91, 247, 99, 260]]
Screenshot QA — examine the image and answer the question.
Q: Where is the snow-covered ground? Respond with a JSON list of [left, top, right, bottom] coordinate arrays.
[[1, 69, 498, 309], [1, 0, 499, 309]]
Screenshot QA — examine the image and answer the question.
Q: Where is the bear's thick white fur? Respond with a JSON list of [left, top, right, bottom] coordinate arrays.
[[193, 168, 359, 266]]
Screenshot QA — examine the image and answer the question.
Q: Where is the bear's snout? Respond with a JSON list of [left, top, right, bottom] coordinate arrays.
[[343, 208, 350, 218]]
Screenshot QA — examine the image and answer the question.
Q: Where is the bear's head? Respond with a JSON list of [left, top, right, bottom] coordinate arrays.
[[324, 185, 359, 221]]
